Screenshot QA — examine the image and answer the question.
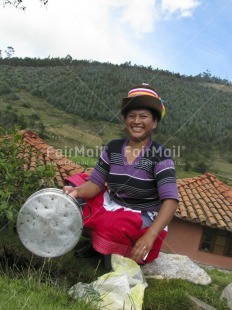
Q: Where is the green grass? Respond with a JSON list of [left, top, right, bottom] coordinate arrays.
[[211, 160, 232, 185], [0, 261, 231, 310], [0, 272, 97, 310], [175, 167, 201, 179], [0, 226, 231, 310], [0, 227, 107, 310], [0, 89, 123, 150], [144, 271, 231, 310]]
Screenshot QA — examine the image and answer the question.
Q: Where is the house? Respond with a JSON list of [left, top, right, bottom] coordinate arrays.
[[12, 130, 232, 270], [14, 130, 92, 186], [162, 174, 232, 270]]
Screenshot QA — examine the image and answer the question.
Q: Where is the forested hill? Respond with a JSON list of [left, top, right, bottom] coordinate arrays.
[[0, 57, 232, 173]]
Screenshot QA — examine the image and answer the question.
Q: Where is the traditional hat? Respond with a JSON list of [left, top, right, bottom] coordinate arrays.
[[121, 83, 165, 121]]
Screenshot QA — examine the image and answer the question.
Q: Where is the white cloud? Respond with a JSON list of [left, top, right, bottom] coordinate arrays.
[[0, 0, 125, 60], [107, 0, 157, 34], [0, 0, 161, 63], [160, 0, 200, 17], [0, 0, 201, 73]]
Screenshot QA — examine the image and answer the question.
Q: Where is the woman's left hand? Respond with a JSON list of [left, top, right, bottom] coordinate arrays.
[[131, 232, 155, 262], [131, 199, 178, 263]]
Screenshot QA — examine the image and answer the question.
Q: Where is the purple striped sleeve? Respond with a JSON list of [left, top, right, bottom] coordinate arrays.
[[87, 148, 110, 188], [158, 183, 179, 201], [155, 159, 179, 201]]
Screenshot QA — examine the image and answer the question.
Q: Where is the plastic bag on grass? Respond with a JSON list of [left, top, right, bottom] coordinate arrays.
[[68, 254, 148, 310]]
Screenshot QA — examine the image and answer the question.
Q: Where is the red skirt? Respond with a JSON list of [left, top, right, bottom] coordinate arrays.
[[83, 192, 167, 264]]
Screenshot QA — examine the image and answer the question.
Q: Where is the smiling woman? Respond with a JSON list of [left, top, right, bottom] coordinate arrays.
[[63, 83, 179, 268]]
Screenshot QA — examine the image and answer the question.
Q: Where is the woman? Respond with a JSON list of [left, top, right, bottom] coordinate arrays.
[[64, 83, 179, 264]]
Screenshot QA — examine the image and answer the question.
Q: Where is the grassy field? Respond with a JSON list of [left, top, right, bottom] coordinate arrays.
[[0, 90, 123, 154], [8, 90, 123, 148], [1, 227, 231, 310], [1, 269, 231, 310], [0, 274, 92, 310]]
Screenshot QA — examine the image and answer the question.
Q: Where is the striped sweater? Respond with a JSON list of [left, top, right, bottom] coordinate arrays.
[[88, 138, 179, 211]]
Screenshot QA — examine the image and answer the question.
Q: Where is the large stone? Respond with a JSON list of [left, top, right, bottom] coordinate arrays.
[[220, 283, 232, 309], [188, 295, 217, 310], [142, 252, 212, 285]]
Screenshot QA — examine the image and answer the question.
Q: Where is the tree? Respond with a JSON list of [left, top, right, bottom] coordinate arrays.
[[5, 46, 15, 58], [2, 0, 48, 10]]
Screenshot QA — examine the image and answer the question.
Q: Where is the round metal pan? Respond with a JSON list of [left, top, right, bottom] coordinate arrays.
[[17, 188, 83, 258]]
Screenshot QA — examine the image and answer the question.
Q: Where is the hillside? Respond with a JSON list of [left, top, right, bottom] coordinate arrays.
[[0, 58, 232, 182]]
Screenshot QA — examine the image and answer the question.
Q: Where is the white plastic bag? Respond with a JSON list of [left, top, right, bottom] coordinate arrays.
[[68, 254, 148, 310]]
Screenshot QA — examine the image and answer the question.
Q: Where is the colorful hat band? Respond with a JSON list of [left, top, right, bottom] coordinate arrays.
[[128, 87, 165, 119], [160, 100, 166, 119], [128, 88, 160, 99]]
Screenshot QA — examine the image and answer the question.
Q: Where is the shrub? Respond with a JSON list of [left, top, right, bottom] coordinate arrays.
[[0, 83, 11, 95], [0, 128, 55, 223], [0, 111, 18, 128], [20, 102, 31, 108], [31, 113, 40, 120], [4, 93, 20, 100]]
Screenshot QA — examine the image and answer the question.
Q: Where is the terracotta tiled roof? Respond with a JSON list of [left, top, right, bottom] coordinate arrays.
[[8, 131, 232, 231], [17, 130, 86, 187], [177, 173, 232, 231]]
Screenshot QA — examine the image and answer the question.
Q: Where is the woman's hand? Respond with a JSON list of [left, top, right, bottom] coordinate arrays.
[[131, 199, 178, 262], [63, 181, 102, 199], [63, 186, 78, 198], [131, 230, 156, 262]]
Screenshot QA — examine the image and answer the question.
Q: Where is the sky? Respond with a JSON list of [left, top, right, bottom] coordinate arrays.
[[0, 0, 232, 81]]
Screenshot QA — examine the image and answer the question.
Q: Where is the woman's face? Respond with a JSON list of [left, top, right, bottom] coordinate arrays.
[[125, 109, 157, 142]]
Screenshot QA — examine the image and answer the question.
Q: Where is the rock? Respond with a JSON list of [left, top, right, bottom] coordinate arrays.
[[188, 295, 217, 310], [144, 275, 164, 280], [220, 283, 232, 309], [142, 252, 211, 285]]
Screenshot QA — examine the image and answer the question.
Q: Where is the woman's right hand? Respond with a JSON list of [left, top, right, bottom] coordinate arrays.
[[63, 186, 78, 198], [63, 181, 102, 200]]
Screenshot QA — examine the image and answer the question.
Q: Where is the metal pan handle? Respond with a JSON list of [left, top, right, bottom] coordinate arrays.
[[78, 202, 92, 220]]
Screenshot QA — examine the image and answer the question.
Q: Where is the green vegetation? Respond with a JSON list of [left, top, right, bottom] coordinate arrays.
[[0, 274, 93, 310], [0, 226, 108, 310], [1, 227, 231, 310], [144, 270, 232, 310], [0, 129, 55, 222], [1, 271, 230, 310], [0, 57, 232, 178]]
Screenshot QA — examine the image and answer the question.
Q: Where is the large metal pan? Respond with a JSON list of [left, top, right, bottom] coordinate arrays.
[[17, 188, 86, 258]]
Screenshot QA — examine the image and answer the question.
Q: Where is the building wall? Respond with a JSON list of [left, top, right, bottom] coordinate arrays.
[[162, 217, 232, 270]]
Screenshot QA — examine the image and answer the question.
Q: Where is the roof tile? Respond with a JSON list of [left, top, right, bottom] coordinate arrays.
[[17, 130, 85, 187], [177, 172, 232, 231]]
